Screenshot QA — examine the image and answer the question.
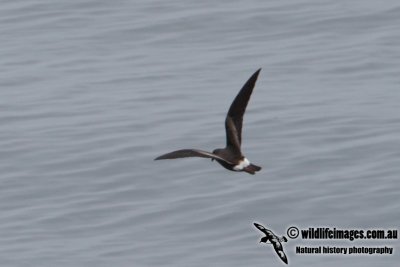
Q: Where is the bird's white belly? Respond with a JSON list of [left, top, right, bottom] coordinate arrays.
[[233, 158, 250, 171]]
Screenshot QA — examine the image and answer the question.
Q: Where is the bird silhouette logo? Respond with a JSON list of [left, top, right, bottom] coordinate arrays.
[[254, 222, 289, 264], [155, 69, 262, 174]]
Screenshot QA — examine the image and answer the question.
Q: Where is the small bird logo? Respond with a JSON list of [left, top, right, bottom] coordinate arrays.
[[254, 222, 288, 264]]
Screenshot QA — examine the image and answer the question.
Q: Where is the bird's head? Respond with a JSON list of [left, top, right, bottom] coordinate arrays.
[[259, 236, 269, 243]]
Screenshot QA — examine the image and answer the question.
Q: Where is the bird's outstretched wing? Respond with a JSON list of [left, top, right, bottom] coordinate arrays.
[[254, 222, 275, 240], [272, 242, 288, 264], [225, 69, 261, 150], [155, 149, 233, 164], [254, 222, 269, 234]]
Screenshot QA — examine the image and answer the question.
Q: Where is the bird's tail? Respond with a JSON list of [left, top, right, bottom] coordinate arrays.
[[243, 164, 262, 175]]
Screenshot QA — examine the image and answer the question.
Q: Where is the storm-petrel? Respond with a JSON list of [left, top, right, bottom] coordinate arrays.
[[254, 222, 288, 264], [155, 69, 262, 175]]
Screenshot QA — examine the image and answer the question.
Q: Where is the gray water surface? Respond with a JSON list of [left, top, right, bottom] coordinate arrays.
[[1, 0, 399, 266]]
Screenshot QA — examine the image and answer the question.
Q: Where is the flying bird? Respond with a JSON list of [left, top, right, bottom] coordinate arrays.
[[254, 222, 288, 264], [154, 69, 262, 175]]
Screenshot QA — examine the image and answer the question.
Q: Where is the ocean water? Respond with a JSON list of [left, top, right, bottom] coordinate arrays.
[[0, 0, 399, 266]]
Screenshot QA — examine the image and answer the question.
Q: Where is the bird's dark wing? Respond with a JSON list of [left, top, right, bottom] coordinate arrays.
[[272, 241, 288, 264], [254, 222, 269, 235], [225, 117, 241, 153], [225, 69, 261, 150], [254, 222, 275, 239], [155, 149, 233, 164]]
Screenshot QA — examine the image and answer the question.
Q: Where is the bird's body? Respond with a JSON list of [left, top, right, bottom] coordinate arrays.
[[254, 223, 288, 264], [155, 69, 262, 175]]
